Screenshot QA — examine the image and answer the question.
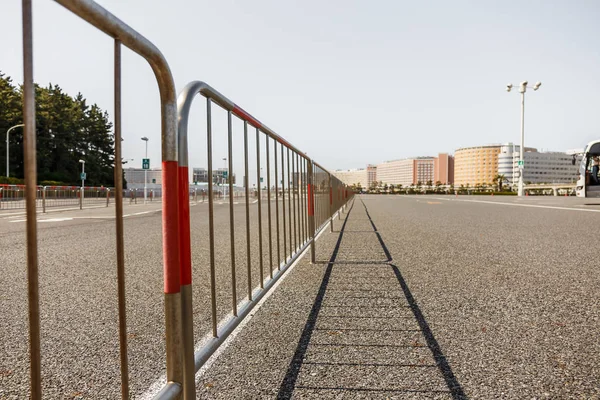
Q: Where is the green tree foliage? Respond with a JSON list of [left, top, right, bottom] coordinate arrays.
[[0, 72, 115, 186]]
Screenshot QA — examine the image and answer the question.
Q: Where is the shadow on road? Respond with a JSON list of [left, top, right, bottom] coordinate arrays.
[[277, 197, 467, 399]]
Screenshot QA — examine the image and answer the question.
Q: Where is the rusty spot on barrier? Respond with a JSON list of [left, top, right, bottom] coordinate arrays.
[[426, 201, 441, 205]]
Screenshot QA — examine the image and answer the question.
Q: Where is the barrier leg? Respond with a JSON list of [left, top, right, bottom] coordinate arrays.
[[308, 162, 315, 263]]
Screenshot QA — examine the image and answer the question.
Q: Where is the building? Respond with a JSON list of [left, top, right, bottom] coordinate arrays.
[[333, 168, 369, 189], [124, 167, 162, 189], [192, 167, 235, 185], [454, 145, 504, 186], [376, 156, 452, 187], [193, 167, 209, 183], [498, 144, 580, 185], [366, 165, 377, 187], [434, 153, 454, 184]]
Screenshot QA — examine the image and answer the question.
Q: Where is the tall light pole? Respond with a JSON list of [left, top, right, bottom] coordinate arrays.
[[506, 81, 541, 196], [6, 124, 24, 177], [141, 137, 149, 204], [79, 159, 86, 206]]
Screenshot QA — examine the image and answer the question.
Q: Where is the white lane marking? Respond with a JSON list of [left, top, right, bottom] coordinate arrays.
[[418, 196, 600, 213], [10, 217, 74, 223], [138, 213, 338, 400], [39, 218, 73, 222]]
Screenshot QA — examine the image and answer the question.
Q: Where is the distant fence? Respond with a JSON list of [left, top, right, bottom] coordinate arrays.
[[0, 184, 111, 211]]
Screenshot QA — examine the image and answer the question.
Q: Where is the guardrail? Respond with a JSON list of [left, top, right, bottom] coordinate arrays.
[[17, 1, 354, 399], [0, 184, 111, 211], [170, 81, 353, 399]]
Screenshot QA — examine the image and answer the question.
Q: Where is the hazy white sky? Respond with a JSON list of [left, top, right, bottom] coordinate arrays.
[[3, 0, 600, 180]]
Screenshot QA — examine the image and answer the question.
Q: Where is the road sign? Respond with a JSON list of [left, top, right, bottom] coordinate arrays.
[[152, 178, 156, 183], [223, 171, 228, 178], [142, 158, 150, 170], [80, 172, 86, 180], [517, 160, 524, 166], [260, 177, 264, 183]]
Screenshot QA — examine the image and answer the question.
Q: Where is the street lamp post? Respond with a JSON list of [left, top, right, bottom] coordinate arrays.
[[141, 137, 149, 204], [6, 124, 24, 177], [506, 81, 541, 196], [79, 159, 85, 208]]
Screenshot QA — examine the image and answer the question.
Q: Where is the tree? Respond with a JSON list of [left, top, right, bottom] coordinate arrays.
[[493, 174, 506, 191], [426, 180, 433, 187], [0, 72, 115, 186]]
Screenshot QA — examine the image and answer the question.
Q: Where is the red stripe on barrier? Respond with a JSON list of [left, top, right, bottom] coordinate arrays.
[[233, 105, 262, 130], [178, 166, 192, 286], [162, 161, 181, 294], [307, 184, 314, 216], [329, 187, 332, 205]]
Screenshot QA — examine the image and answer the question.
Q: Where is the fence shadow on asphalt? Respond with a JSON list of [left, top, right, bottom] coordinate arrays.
[[276, 197, 467, 400]]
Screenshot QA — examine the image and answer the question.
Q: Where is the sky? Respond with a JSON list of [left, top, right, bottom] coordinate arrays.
[[2, 0, 600, 183]]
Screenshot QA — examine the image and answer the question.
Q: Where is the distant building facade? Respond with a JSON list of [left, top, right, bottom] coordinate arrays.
[[434, 153, 454, 184], [376, 155, 451, 186], [333, 168, 369, 189], [498, 144, 580, 185], [124, 167, 162, 189], [193, 167, 235, 184], [454, 145, 503, 186]]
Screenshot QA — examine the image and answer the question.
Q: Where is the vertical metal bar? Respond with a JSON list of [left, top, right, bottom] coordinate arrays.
[[114, 39, 130, 400], [256, 129, 264, 288], [329, 173, 333, 232], [302, 158, 307, 243], [308, 161, 316, 263], [266, 136, 273, 279], [243, 122, 252, 301], [22, 1, 41, 397], [299, 156, 304, 244], [274, 139, 280, 270], [300, 155, 304, 243], [287, 148, 292, 256], [292, 151, 297, 251], [42, 186, 46, 213], [280, 143, 287, 263], [296, 153, 301, 247], [227, 111, 237, 316], [207, 99, 218, 337]]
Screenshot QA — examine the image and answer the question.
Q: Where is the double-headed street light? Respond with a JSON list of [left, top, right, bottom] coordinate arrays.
[[141, 137, 149, 203], [6, 124, 24, 177], [506, 81, 542, 196]]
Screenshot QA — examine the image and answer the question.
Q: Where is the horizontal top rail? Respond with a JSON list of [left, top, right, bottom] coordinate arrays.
[[177, 81, 308, 166], [54, 0, 178, 162]]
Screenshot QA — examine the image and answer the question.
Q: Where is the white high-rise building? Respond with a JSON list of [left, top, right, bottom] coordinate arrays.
[[498, 143, 580, 185]]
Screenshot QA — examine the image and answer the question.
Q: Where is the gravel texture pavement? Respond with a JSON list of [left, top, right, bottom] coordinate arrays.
[[3, 194, 600, 399], [196, 195, 600, 399]]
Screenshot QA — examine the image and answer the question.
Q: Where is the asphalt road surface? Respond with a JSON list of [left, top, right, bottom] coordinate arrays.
[[197, 195, 600, 399], [2, 194, 600, 399]]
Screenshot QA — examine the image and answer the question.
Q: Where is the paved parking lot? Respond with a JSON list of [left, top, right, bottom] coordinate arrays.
[[2, 194, 599, 399]]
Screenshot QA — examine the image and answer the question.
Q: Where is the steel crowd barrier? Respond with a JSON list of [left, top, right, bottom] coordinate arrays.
[[169, 81, 353, 399], [17, 1, 354, 399], [21, 0, 180, 399], [0, 184, 113, 211]]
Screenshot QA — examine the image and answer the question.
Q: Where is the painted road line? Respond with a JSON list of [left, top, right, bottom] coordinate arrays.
[[423, 196, 600, 213]]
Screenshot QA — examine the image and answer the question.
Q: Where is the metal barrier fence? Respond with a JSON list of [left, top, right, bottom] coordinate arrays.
[[17, 1, 354, 399], [0, 184, 111, 211]]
